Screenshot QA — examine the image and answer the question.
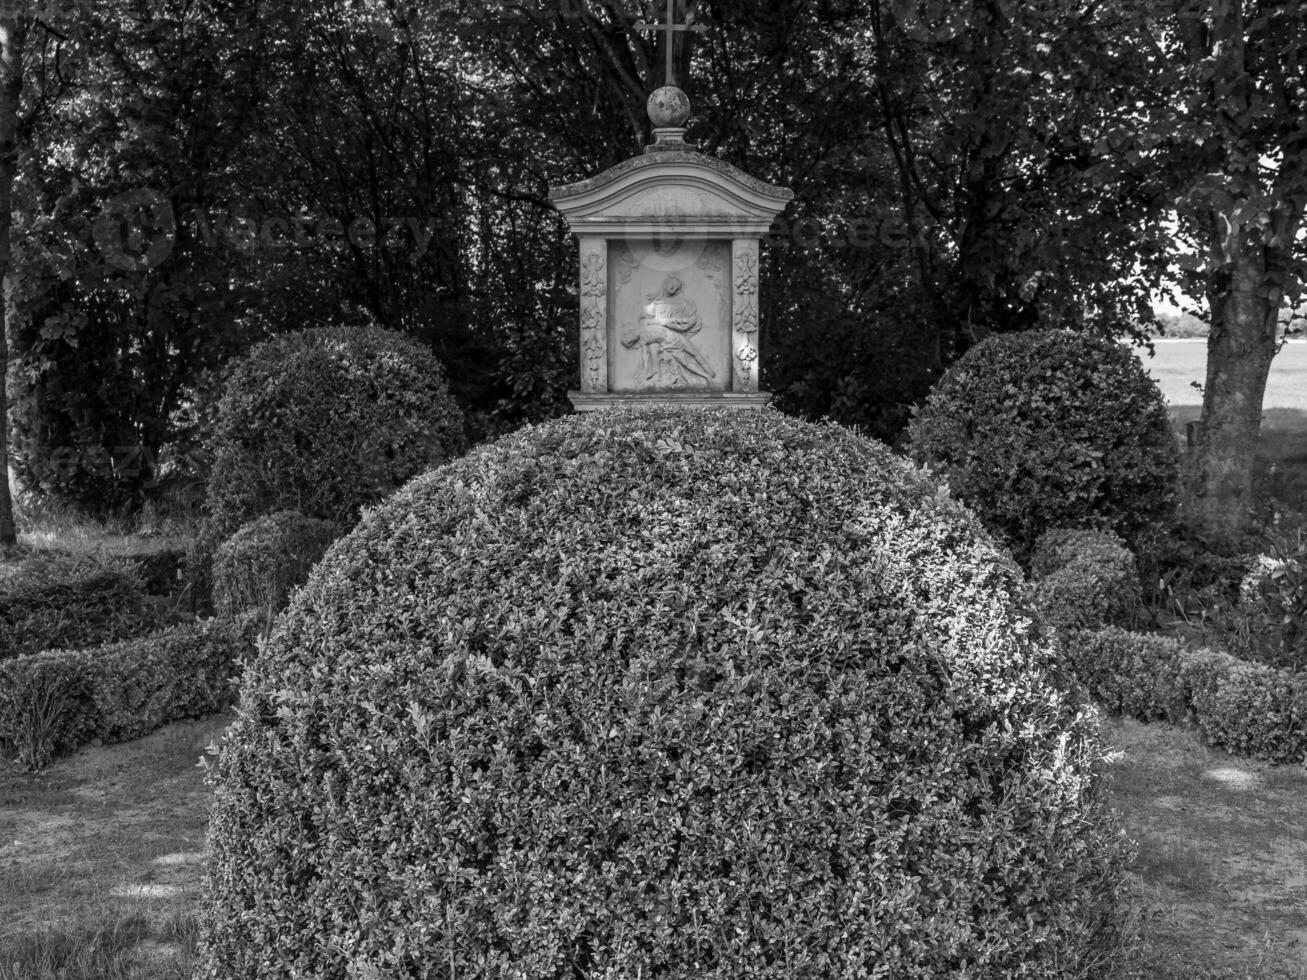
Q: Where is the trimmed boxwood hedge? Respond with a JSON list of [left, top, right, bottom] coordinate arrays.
[[1064, 626, 1307, 764], [199, 407, 1129, 979], [206, 326, 467, 537], [212, 511, 340, 618], [0, 553, 166, 661], [0, 615, 261, 771], [907, 330, 1179, 558], [1029, 528, 1141, 630]]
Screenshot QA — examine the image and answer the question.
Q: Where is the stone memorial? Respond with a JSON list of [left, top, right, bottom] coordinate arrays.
[[549, 7, 792, 410]]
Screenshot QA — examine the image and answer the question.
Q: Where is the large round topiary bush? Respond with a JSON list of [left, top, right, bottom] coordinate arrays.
[[198, 407, 1129, 979], [206, 326, 466, 536], [907, 330, 1179, 559]]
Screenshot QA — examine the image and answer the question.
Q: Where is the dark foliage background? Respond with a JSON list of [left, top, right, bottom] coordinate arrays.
[[5, 0, 1184, 515]]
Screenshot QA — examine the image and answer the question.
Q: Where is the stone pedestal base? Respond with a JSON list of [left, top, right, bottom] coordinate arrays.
[[568, 391, 772, 412]]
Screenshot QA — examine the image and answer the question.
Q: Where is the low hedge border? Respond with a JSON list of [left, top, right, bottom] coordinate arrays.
[[0, 553, 166, 661], [1065, 626, 1307, 764], [0, 615, 262, 771]]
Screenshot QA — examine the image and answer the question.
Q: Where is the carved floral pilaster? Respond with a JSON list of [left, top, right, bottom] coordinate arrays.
[[578, 238, 608, 393], [731, 239, 760, 392]]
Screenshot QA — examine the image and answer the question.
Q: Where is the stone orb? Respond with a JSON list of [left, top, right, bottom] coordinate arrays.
[[647, 85, 691, 128]]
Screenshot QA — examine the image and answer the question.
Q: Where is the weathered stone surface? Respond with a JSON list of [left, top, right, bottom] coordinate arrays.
[[647, 85, 691, 127], [549, 149, 791, 209], [568, 391, 772, 410]]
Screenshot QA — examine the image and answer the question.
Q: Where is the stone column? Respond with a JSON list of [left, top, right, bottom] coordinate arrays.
[[578, 236, 608, 393], [731, 238, 760, 393]]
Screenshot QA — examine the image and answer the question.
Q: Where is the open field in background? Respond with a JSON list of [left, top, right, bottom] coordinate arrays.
[[1134, 341, 1307, 510], [1133, 340, 1307, 417], [2, 711, 1304, 979]]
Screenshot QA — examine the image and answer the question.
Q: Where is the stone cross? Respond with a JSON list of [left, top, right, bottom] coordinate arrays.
[[634, 0, 708, 88]]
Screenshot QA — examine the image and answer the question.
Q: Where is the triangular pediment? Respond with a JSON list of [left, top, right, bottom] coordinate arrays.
[[549, 150, 792, 236]]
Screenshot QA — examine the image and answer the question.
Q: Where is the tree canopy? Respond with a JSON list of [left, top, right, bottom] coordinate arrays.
[[0, 0, 1299, 543]]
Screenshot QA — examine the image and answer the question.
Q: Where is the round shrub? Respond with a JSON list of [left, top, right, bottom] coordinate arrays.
[[1029, 528, 1141, 630], [211, 511, 341, 619], [199, 407, 1129, 979], [206, 326, 466, 536], [907, 330, 1179, 557]]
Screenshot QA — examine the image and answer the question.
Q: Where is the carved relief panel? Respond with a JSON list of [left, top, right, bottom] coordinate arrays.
[[608, 240, 731, 393]]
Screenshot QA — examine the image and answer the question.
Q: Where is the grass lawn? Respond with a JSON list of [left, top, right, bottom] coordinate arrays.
[[3, 710, 1305, 978], [1104, 716, 1307, 979], [0, 714, 227, 979]]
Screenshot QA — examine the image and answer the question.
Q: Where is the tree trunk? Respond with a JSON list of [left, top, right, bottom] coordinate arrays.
[[0, 14, 25, 549], [1191, 249, 1280, 545]]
